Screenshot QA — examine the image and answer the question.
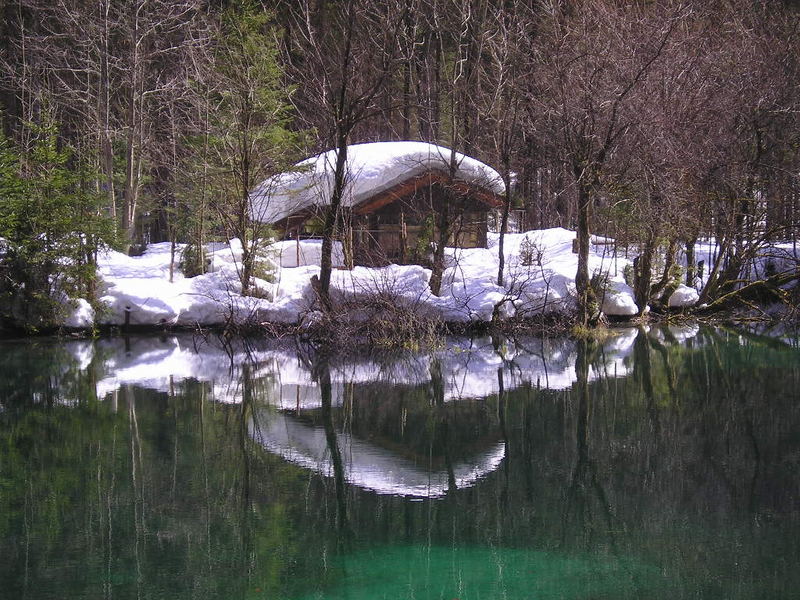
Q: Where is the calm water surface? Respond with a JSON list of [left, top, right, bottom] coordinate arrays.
[[0, 326, 798, 599]]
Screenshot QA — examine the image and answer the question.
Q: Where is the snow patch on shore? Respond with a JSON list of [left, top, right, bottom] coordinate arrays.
[[64, 299, 95, 328], [669, 284, 700, 308], [63, 227, 720, 329]]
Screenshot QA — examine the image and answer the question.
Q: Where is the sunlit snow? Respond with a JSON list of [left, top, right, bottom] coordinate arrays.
[[249, 141, 505, 224], [77, 227, 664, 329]]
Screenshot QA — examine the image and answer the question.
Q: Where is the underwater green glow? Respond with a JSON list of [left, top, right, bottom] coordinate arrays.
[[296, 545, 667, 600]]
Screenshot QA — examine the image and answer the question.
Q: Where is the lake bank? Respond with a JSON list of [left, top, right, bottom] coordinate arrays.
[[3, 227, 797, 341], [63, 228, 701, 329]]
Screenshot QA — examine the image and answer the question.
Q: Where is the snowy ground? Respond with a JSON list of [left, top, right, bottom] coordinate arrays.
[[66, 228, 710, 330], [69, 226, 800, 331]]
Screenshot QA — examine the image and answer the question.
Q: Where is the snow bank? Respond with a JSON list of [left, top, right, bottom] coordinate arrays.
[[94, 241, 289, 327], [601, 281, 639, 316], [686, 239, 799, 291], [64, 298, 95, 329], [486, 228, 640, 318], [668, 284, 700, 308], [63, 227, 716, 330], [250, 141, 505, 224], [272, 239, 344, 268]]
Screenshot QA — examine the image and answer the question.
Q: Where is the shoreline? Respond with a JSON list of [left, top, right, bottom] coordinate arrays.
[[3, 228, 797, 340], [2, 307, 792, 346]]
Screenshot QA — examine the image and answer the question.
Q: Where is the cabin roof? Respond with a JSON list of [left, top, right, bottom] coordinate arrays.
[[250, 141, 505, 225]]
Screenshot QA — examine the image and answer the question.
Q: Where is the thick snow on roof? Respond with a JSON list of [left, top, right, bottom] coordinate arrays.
[[250, 141, 505, 224]]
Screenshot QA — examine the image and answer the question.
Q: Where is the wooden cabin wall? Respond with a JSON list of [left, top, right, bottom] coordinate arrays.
[[353, 184, 492, 266]]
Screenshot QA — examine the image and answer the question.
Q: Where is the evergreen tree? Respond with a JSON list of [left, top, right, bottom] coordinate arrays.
[[196, 1, 305, 295], [0, 117, 115, 331]]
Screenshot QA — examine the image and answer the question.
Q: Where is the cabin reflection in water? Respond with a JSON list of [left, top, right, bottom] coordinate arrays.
[[249, 348, 508, 498], [242, 327, 692, 499], [63, 326, 699, 500], [250, 410, 505, 498]]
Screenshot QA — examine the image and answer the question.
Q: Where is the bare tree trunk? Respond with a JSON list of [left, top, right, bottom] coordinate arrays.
[[402, 53, 412, 139], [121, 123, 141, 250], [575, 177, 593, 326], [633, 231, 656, 314], [651, 237, 677, 301], [685, 235, 697, 287], [121, 1, 144, 252], [98, 0, 116, 225], [429, 199, 450, 296], [318, 135, 348, 310], [497, 167, 512, 287]]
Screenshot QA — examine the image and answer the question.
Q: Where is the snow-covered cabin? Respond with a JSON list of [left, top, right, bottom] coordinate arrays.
[[250, 141, 505, 266]]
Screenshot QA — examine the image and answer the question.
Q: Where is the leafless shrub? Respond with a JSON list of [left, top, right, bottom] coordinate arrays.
[[300, 267, 443, 350]]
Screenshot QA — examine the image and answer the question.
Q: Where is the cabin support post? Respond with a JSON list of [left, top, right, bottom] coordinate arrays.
[[400, 209, 408, 263]]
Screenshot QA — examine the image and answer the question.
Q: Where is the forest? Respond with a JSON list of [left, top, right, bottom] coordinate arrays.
[[1, 0, 798, 330]]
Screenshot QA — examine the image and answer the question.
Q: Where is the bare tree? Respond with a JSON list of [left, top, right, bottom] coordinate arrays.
[[287, 0, 404, 310], [0, 0, 210, 251], [530, 1, 683, 324], [477, 0, 533, 287], [416, 0, 495, 296], [195, 3, 304, 295]]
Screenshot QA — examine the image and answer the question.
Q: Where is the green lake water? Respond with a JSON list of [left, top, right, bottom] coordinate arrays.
[[0, 326, 798, 599]]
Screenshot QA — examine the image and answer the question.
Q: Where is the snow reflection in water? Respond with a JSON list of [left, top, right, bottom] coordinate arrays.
[[251, 411, 506, 498], [58, 325, 701, 498], [70, 325, 691, 403]]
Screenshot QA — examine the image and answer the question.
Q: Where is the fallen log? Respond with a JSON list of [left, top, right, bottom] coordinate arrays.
[[695, 268, 800, 314]]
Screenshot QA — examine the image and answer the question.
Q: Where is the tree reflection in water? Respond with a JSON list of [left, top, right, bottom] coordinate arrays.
[[0, 326, 798, 599]]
